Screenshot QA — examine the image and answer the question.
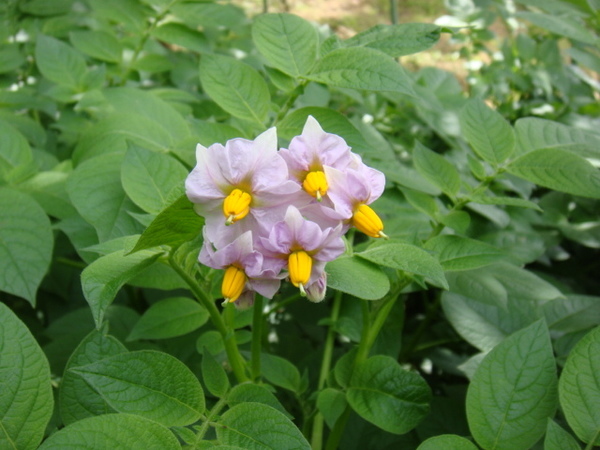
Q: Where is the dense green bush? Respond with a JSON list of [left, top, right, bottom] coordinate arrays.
[[1, 0, 599, 448]]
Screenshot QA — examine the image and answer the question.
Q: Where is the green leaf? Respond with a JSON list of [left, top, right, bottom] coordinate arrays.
[[252, 13, 318, 77], [81, 248, 163, 327], [515, 117, 600, 159], [201, 350, 230, 398], [70, 30, 122, 63], [152, 23, 208, 53], [121, 144, 188, 214], [0, 303, 53, 450], [544, 419, 582, 450], [412, 141, 461, 196], [307, 47, 414, 96], [171, 2, 246, 29], [128, 297, 208, 341], [35, 34, 87, 89], [0, 188, 53, 305], [68, 153, 143, 241], [326, 255, 390, 300], [217, 402, 310, 449], [344, 23, 441, 57], [460, 98, 515, 165], [199, 53, 270, 126], [260, 353, 302, 393], [130, 194, 204, 253], [59, 330, 128, 425], [226, 384, 292, 419], [543, 294, 600, 334], [72, 350, 205, 427], [558, 326, 600, 446], [357, 242, 448, 289], [417, 434, 479, 450], [469, 194, 542, 211], [0, 119, 32, 179], [507, 148, 600, 199], [466, 320, 558, 450], [347, 355, 431, 434], [38, 413, 180, 449], [424, 235, 507, 271], [516, 11, 598, 45], [0, 44, 25, 74], [317, 388, 348, 429]]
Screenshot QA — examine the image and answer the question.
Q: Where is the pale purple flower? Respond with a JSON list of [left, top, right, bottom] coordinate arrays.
[[200, 230, 281, 299], [259, 206, 345, 293], [185, 128, 300, 247], [305, 272, 328, 303]]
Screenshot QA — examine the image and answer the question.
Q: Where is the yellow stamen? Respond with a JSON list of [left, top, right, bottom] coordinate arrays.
[[351, 204, 388, 239], [223, 189, 252, 225], [302, 171, 328, 202], [288, 250, 312, 296], [221, 265, 247, 304]]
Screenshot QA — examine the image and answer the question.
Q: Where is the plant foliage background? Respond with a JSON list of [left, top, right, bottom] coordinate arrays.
[[1, 0, 599, 448]]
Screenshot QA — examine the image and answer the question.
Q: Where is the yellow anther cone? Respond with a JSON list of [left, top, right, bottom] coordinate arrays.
[[221, 265, 247, 304], [288, 251, 313, 296], [352, 204, 388, 239], [303, 171, 328, 201], [223, 189, 252, 225]]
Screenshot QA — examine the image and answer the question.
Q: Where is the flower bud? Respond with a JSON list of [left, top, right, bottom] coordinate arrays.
[[305, 272, 327, 303]]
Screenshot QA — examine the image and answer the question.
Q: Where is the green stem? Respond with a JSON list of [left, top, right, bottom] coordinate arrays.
[[310, 290, 344, 450], [584, 430, 600, 450], [390, 0, 398, 24], [325, 278, 411, 450], [251, 295, 264, 381], [193, 397, 228, 443], [272, 81, 307, 126], [400, 295, 441, 361], [169, 255, 249, 383], [265, 292, 302, 316]]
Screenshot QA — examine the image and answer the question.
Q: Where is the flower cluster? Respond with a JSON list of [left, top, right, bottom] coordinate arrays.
[[185, 116, 387, 307]]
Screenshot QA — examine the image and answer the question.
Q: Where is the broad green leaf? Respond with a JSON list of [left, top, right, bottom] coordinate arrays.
[[253, 13, 318, 77], [132, 53, 173, 73], [59, 330, 128, 425], [412, 141, 461, 196], [152, 23, 209, 53], [543, 294, 600, 334], [467, 320, 558, 450], [130, 194, 204, 253], [35, 34, 87, 89], [317, 388, 347, 429], [39, 413, 180, 449], [347, 355, 431, 434], [19, 0, 75, 16], [72, 113, 175, 164], [70, 30, 122, 63], [417, 435, 478, 450], [307, 47, 414, 96], [277, 107, 370, 154], [0, 119, 32, 179], [326, 255, 390, 300], [199, 53, 270, 126], [226, 384, 291, 418], [171, 2, 246, 29], [0, 303, 53, 450], [344, 23, 441, 57], [121, 144, 188, 214], [19, 171, 77, 219], [260, 353, 302, 393], [87, 0, 147, 32], [81, 247, 163, 327], [507, 148, 600, 199], [0, 44, 25, 74], [469, 194, 542, 211], [558, 326, 600, 446], [515, 117, 600, 159], [72, 350, 205, 427], [0, 188, 53, 305], [424, 235, 507, 271], [460, 99, 515, 165], [201, 350, 230, 398], [544, 419, 582, 450], [217, 402, 310, 449], [68, 153, 143, 241], [357, 242, 448, 289], [127, 297, 209, 341], [516, 11, 598, 45]]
